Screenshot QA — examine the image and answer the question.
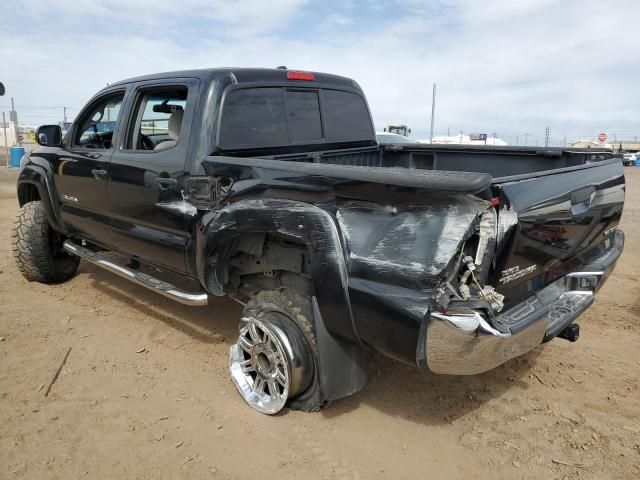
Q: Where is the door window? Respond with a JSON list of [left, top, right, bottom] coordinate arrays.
[[128, 87, 188, 151], [74, 93, 125, 149]]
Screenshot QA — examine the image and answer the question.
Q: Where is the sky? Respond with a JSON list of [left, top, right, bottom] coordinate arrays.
[[0, 0, 639, 146]]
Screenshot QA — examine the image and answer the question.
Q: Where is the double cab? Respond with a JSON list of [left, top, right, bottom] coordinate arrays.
[[15, 68, 624, 414]]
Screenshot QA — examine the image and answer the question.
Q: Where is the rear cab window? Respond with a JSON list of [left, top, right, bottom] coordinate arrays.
[[321, 90, 373, 142], [219, 88, 288, 149], [218, 86, 373, 152], [285, 90, 322, 143]]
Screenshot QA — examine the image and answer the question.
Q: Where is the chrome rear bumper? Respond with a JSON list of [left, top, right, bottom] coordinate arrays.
[[426, 229, 623, 375]]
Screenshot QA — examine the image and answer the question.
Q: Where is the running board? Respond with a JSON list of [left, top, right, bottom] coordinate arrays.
[[63, 240, 209, 306]]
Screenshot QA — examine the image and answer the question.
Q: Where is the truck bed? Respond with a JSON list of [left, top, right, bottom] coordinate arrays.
[[252, 143, 613, 179], [203, 146, 624, 363]]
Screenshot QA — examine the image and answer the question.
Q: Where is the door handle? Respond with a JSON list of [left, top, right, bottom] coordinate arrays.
[[154, 177, 177, 187], [91, 168, 107, 179]]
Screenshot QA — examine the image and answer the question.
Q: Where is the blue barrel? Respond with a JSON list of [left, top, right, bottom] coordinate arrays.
[[10, 146, 25, 168]]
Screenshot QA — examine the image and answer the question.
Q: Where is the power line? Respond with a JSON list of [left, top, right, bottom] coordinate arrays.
[[429, 83, 436, 143], [544, 126, 550, 147]]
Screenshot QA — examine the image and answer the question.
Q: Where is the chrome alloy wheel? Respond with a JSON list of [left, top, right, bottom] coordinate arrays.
[[229, 313, 312, 414]]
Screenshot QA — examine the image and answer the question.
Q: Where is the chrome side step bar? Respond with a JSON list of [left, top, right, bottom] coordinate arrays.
[[63, 240, 209, 306]]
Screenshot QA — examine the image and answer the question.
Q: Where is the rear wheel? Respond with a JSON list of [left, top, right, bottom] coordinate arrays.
[[229, 290, 316, 414], [12, 201, 79, 283]]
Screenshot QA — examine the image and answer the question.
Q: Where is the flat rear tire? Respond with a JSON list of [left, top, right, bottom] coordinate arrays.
[[229, 290, 316, 414]]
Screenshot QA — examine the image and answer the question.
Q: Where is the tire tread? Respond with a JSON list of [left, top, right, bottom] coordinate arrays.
[[12, 201, 78, 283]]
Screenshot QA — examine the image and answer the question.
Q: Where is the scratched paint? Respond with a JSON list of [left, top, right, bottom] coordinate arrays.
[[156, 201, 198, 216], [336, 195, 489, 288]]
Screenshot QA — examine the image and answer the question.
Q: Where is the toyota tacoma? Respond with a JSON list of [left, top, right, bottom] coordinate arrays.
[[14, 68, 624, 414]]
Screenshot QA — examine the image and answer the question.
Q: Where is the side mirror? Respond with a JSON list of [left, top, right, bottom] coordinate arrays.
[[35, 125, 63, 147], [0, 82, 5, 96]]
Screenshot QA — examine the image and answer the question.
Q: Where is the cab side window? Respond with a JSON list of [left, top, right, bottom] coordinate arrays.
[[128, 87, 187, 151], [74, 93, 124, 149]]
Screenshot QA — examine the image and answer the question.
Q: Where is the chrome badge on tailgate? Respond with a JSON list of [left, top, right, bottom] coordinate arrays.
[[499, 265, 537, 284]]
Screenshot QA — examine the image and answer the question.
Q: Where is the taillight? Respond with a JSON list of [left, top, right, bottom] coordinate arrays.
[[287, 71, 315, 81]]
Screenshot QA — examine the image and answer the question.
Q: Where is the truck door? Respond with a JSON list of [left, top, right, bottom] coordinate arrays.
[[108, 79, 199, 275], [53, 89, 127, 244]]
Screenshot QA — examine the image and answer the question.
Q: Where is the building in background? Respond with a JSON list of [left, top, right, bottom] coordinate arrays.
[[568, 139, 639, 152], [418, 133, 508, 146]]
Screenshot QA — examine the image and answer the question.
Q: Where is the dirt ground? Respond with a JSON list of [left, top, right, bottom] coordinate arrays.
[[1, 167, 639, 480]]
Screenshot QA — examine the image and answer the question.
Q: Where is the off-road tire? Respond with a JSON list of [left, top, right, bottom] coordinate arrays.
[[243, 289, 317, 347], [12, 201, 79, 283], [228, 288, 322, 413]]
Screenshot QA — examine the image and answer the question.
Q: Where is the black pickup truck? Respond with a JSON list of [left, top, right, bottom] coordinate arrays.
[[15, 68, 624, 414]]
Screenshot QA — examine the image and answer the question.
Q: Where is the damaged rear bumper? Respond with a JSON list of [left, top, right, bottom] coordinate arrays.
[[426, 229, 624, 375]]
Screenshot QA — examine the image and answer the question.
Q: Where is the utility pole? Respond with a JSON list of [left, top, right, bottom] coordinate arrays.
[[10, 97, 20, 146], [563, 135, 566, 147], [2, 112, 9, 167], [459, 130, 463, 144], [524, 133, 529, 145], [516, 135, 519, 146], [63, 107, 67, 123], [544, 126, 550, 147], [429, 83, 436, 144]]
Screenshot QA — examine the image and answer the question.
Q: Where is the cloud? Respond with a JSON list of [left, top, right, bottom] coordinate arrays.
[[15, 0, 308, 33], [1, 0, 638, 144]]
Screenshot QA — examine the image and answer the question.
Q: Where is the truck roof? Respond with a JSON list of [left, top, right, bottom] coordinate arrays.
[[108, 67, 358, 89]]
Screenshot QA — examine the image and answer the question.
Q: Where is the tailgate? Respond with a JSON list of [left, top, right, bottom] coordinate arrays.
[[490, 159, 625, 307]]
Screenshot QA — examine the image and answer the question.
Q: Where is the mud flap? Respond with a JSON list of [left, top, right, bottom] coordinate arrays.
[[287, 296, 367, 411]]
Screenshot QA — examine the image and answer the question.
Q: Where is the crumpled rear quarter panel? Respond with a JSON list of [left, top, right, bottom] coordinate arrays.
[[336, 194, 489, 364]]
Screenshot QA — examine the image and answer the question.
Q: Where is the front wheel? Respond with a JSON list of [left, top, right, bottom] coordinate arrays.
[[229, 290, 316, 414], [12, 201, 79, 283]]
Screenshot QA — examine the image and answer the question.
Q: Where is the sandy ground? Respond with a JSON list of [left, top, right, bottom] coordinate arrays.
[[1, 167, 639, 480]]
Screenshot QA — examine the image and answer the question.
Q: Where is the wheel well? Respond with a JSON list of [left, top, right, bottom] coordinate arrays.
[[219, 233, 314, 298], [18, 183, 41, 206]]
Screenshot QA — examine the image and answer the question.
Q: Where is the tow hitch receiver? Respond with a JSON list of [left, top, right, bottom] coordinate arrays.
[[558, 324, 580, 342]]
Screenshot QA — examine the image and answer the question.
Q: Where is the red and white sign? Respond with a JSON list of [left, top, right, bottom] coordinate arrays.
[[597, 132, 607, 143], [17, 135, 24, 142]]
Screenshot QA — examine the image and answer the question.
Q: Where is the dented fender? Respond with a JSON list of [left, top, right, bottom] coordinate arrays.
[[196, 198, 361, 345], [196, 194, 494, 366]]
